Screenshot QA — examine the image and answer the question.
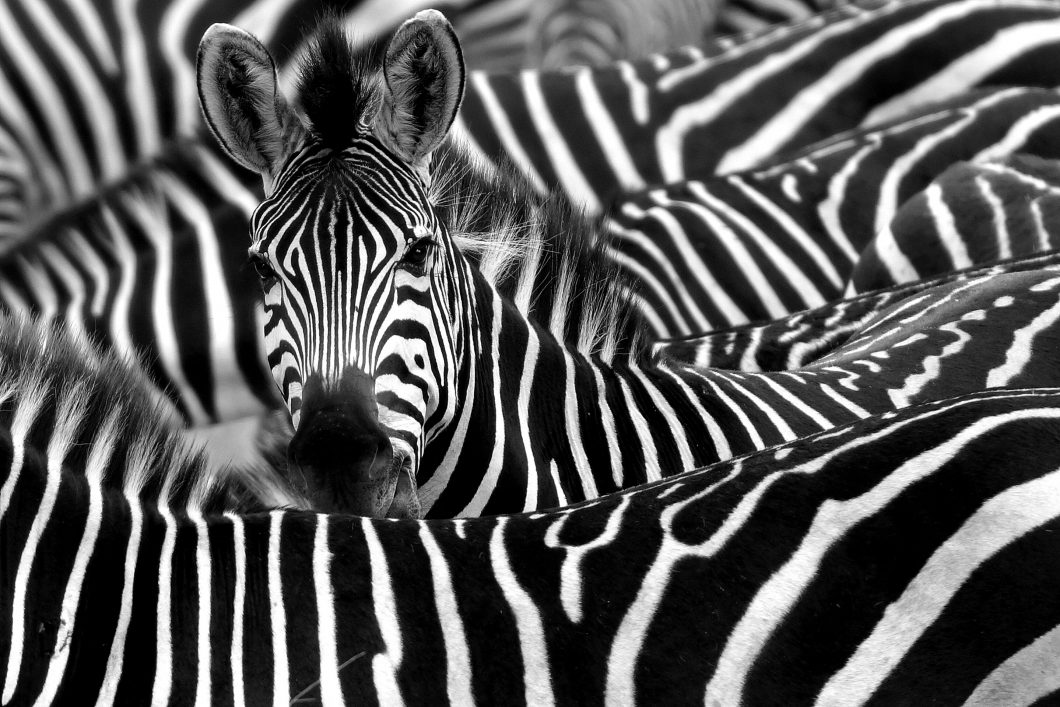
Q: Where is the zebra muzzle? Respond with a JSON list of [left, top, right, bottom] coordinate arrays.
[[287, 372, 399, 516]]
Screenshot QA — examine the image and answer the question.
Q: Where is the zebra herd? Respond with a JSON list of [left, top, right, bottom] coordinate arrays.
[[5, 0, 1060, 703]]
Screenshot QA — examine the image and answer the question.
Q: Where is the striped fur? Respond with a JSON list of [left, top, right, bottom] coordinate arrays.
[[606, 86, 1060, 337], [5, 385, 1060, 702], [850, 153, 1060, 293], [657, 248, 1060, 371], [202, 16, 1060, 519], [0, 0, 555, 243], [456, 0, 1060, 212], [0, 143, 274, 426]]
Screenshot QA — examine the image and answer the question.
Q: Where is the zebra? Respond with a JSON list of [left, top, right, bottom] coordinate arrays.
[[522, 0, 718, 69], [455, 0, 1060, 212], [199, 12, 1060, 519], [13, 81, 1060, 442], [4, 322, 1060, 702], [0, 0, 570, 244], [658, 248, 1060, 371], [604, 85, 1060, 337], [9, 0, 1060, 246], [0, 140, 274, 428], [850, 153, 1060, 294]]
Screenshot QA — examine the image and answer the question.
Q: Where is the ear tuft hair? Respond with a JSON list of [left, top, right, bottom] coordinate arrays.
[[296, 16, 381, 150]]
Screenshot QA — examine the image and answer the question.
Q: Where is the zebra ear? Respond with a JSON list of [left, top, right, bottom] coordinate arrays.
[[197, 23, 290, 177], [377, 10, 465, 177]]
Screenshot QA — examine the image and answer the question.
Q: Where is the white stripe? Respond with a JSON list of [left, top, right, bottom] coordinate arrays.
[[521, 71, 600, 213], [150, 502, 177, 707], [491, 517, 555, 707], [314, 515, 344, 705], [0, 1, 93, 195], [888, 311, 982, 408], [227, 513, 247, 707], [864, 19, 1060, 126], [519, 324, 541, 510], [117, 0, 161, 156], [160, 0, 208, 136], [925, 182, 973, 271], [192, 511, 212, 707], [95, 492, 144, 707], [161, 173, 263, 421], [419, 525, 475, 704], [20, 0, 125, 182], [964, 623, 1060, 707], [976, 175, 1012, 260], [121, 190, 213, 424], [546, 495, 631, 624], [563, 343, 599, 501], [34, 445, 109, 705], [729, 175, 843, 293], [973, 104, 1060, 163], [459, 294, 506, 516], [268, 511, 289, 707], [2, 395, 59, 703], [986, 277, 1060, 387], [575, 67, 646, 195], [363, 520, 405, 706], [817, 467, 1060, 705], [470, 72, 547, 193]]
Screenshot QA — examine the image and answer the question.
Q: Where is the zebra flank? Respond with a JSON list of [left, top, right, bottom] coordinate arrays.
[[4, 371, 1060, 703]]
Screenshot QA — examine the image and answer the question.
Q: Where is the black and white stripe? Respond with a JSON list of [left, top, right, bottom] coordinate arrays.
[[658, 248, 1060, 371], [605, 86, 1060, 337], [850, 152, 1060, 293], [5, 336, 1060, 703], [0, 142, 273, 426], [201, 14, 1060, 520], [455, 0, 1060, 212]]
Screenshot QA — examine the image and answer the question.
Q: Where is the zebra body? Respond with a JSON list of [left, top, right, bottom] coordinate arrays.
[[4, 328, 1060, 703], [456, 0, 1060, 211], [850, 153, 1060, 293], [0, 142, 273, 426], [606, 85, 1060, 337], [10, 0, 1060, 244], [200, 14, 1060, 518], [659, 248, 1060, 372]]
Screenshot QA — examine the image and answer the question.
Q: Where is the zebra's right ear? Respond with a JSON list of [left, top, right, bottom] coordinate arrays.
[[197, 24, 290, 177]]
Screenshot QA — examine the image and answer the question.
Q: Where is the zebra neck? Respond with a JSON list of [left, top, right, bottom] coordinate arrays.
[[420, 287, 728, 517]]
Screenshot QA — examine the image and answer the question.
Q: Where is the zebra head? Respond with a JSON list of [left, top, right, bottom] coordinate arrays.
[[197, 12, 466, 517]]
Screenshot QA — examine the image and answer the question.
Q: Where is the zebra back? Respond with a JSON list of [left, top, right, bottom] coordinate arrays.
[[5, 386, 1060, 702]]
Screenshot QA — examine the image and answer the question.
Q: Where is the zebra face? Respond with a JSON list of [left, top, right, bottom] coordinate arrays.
[[249, 141, 461, 517], [198, 10, 467, 516]]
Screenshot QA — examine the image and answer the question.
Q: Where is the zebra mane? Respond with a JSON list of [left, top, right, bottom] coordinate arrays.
[[0, 315, 284, 513], [430, 147, 648, 360], [294, 15, 383, 149]]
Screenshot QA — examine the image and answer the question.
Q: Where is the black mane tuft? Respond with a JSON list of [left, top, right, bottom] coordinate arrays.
[[296, 15, 383, 149]]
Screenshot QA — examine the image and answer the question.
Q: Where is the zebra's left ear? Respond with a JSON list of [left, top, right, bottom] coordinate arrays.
[[377, 10, 465, 180]]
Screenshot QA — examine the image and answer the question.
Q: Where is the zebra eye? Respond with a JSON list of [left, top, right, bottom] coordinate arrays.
[[249, 251, 278, 284], [402, 238, 435, 271]]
